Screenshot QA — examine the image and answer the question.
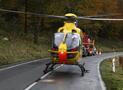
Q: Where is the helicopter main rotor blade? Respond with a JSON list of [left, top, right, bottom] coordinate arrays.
[[82, 14, 122, 18], [0, 8, 65, 18], [78, 13, 122, 20], [88, 18, 123, 21], [0, 8, 123, 21], [78, 16, 123, 21]]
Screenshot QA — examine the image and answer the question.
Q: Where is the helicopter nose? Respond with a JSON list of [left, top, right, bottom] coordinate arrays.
[[58, 51, 67, 63]]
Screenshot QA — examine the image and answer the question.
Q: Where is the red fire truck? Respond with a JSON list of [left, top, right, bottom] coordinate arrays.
[[82, 32, 96, 56]]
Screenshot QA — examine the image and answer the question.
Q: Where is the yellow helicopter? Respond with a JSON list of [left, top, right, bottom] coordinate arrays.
[[44, 13, 86, 76], [0, 8, 123, 76]]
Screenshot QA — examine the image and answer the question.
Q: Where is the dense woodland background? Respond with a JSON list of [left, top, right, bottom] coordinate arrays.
[[0, 0, 123, 40], [0, 0, 123, 65]]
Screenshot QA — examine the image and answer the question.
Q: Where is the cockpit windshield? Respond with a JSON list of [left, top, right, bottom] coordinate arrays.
[[54, 33, 80, 50], [54, 33, 64, 47], [65, 33, 80, 49]]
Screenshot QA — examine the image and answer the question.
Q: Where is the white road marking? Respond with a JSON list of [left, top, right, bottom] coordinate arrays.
[[40, 64, 63, 79], [98, 60, 106, 90], [24, 64, 63, 90], [40, 79, 55, 83], [24, 82, 37, 90], [0, 58, 49, 72]]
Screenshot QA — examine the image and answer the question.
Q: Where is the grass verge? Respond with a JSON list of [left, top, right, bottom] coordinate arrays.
[[100, 58, 123, 90], [0, 30, 53, 66], [96, 38, 123, 52]]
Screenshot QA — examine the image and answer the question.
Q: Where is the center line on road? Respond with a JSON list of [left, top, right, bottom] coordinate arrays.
[[40, 64, 63, 79], [24, 64, 63, 90], [24, 82, 37, 90]]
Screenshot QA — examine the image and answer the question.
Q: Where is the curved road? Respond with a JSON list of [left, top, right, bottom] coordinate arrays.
[[0, 52, 123, 90]]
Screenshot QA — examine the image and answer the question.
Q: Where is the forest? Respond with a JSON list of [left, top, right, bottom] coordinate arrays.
[[0, 0, 123, 39]]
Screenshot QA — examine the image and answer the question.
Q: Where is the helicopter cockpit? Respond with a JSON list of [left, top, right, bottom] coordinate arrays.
[[53, 32, 80, 51]]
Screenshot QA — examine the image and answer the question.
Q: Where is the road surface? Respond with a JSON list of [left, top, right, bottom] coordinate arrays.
[[0, 52, 123, 90]]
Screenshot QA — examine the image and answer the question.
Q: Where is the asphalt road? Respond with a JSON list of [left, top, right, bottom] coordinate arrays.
[[0, 52, 123, 90]]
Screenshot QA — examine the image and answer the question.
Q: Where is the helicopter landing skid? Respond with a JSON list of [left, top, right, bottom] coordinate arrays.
[[76, 62, 86, 76], [43, 62, 86, 76], [43, 62, 56, 74]]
